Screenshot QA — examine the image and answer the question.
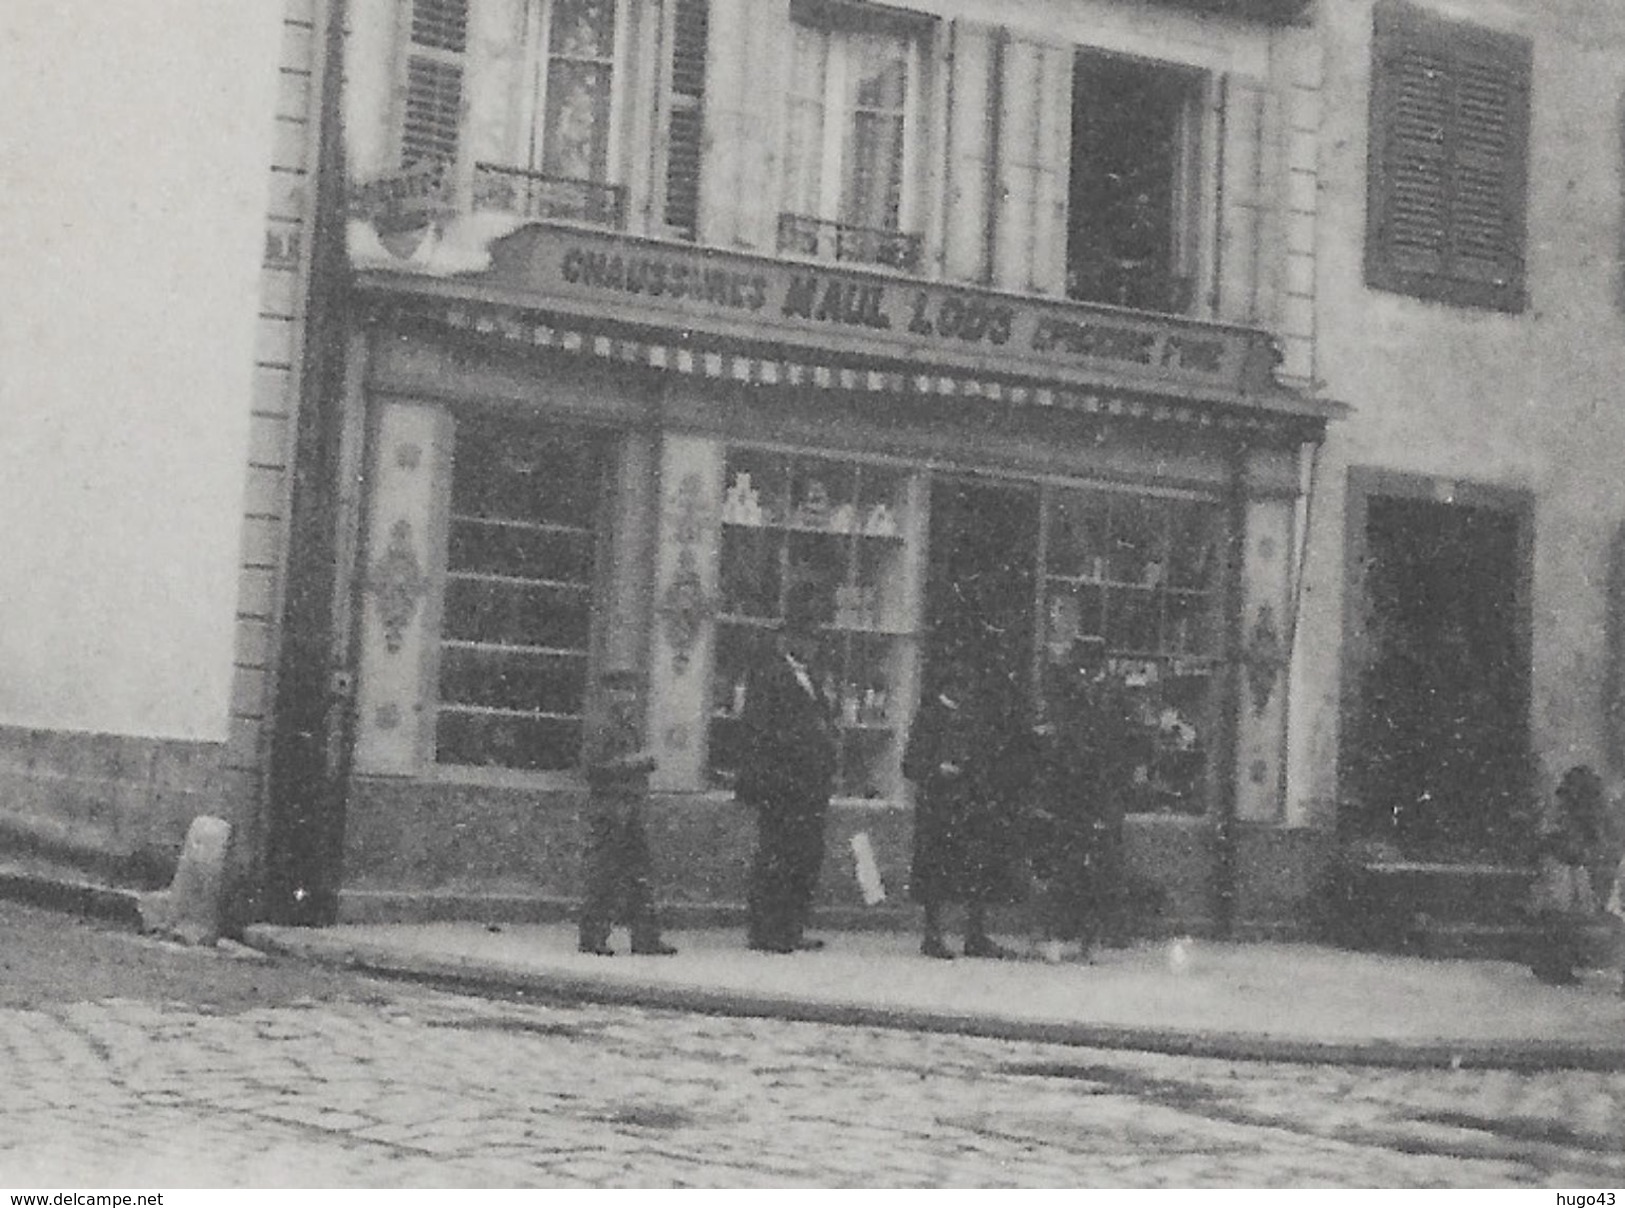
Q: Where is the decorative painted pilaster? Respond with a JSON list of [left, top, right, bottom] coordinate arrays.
[[1234, 494, 1296, 822], [648, 434, 724, 791], [352, 401, 452, 774]]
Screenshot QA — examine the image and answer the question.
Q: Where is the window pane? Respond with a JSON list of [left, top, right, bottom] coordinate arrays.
[[712, 450, 917, 798], [845, 111, 904, 231], [1104, 586, 1158, 653], [842, 33, 907, 231], [436, 711, 582, 772], [438, 421, 605, 771], [440, 647, 588, 713], [1048, 491, 1111, 580], [849, 33, 907, 111], [1166, 500, 1217, 591], [550, 0, 615, 59], [1041, 488, 1220, 817], [447, 521, 595, 582], [443, 578, 593, 649], [1107, 495, 1169, 587], [543, 60, 613, 180], [451, 426, 601, 526], [718, 526, 784, 619]]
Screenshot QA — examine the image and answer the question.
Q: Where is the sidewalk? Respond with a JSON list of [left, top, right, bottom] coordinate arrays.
[[242, 919, 1625, 1071]]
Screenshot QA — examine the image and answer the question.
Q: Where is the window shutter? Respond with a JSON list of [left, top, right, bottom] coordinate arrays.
[[1366, 1, 1529, 312], [992, 36, 1070, 295], [664, 0, 710, 240], [401, 0, 468, 167], [699, 0, 790, 250], [941, 20, 998, 283], [1215, 73, 1275, 324]]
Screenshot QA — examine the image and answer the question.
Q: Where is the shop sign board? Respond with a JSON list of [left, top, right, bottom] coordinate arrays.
[[469, 223, 1279, 404]]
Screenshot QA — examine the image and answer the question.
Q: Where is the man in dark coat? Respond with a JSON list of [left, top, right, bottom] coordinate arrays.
[[735, 589, 839, 953], [903, 657, 1025, 959], [1034, 637, 1143, 950]]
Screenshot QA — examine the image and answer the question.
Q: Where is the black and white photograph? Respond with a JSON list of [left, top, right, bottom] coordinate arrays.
[[2, 0, 1624, 1192]]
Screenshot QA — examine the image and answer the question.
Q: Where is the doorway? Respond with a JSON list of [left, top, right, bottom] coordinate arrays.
[[1342, 478, 1532, 860], [924, 478, 1041, 714]]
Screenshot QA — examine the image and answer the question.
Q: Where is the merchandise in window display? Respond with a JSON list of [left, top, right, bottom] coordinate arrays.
[[1041, 489, 1219, 815], [711, 452, 917, 800]]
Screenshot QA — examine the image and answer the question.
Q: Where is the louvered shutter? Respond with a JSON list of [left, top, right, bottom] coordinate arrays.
[[401, 0, 468, 167], [1366, 1, 1529, 312], [941, 20, 997, 283], [664, 0, 709, 240]]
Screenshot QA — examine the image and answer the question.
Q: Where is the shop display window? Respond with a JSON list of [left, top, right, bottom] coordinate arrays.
[[1044, 489, 1221, 814], [710, 450, 917, 799], [436, 421, 607, 772]]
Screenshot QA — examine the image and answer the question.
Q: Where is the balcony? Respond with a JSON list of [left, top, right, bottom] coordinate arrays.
[[777, 213, 923, 274], [1067, 259, 1196, 319], [472, 163, 627, 230]]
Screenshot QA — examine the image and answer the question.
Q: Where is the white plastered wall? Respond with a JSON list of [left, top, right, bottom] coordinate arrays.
[[0, 1, 285, 740]]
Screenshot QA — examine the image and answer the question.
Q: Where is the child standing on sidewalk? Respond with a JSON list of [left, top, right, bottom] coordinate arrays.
[[577, 670, 676, 957]]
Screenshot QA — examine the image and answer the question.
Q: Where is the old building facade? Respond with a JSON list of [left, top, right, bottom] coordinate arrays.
[[326, 0, 1332, 930], [6, 0, 1625, 943]]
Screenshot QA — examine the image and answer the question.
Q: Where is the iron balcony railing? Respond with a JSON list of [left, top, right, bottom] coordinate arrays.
[[472, 163, 627, 229], [1066, 258, 1196, 318], [777, 212, 923, 273]]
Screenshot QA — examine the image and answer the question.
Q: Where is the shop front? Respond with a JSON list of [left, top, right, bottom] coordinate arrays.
[[330, 220, 1336, 933]]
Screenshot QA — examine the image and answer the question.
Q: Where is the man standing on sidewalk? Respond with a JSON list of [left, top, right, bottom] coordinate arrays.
[[736, 586, 839, 953]]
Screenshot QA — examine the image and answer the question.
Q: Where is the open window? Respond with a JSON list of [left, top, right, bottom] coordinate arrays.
[[1066, 51, 1205, 315], [385, 0, 632, 228], [471, 0, 630, 226], [777, 0, 929, 271]]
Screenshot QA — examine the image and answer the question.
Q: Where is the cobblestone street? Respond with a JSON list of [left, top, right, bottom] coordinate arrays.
[[2, 937, 1624, 1188]]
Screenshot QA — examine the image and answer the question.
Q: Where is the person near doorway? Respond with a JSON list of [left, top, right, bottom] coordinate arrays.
[[577, 669, 677, 957], [736, 587, 839, 954], [1028, 659, 1099, 960], [1528, 764, 1606, 985], [903, 654, 1025, 959], [1046, 636, 1143, 951]]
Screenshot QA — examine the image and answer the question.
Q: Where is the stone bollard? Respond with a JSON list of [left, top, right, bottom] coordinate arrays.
[[137, 815, 232, 946]]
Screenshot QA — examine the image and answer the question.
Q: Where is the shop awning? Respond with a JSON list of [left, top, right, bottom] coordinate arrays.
[[353, 220, 1346, 440]]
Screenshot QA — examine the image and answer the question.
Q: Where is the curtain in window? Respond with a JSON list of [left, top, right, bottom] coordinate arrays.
[[842, 31, 907, 232], [781, 23, 829, 219], [542, 0, 617, 181]]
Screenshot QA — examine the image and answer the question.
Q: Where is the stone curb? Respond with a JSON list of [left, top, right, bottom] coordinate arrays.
[[0, 868, 143, 927], [242, 924, 1625, 1074]]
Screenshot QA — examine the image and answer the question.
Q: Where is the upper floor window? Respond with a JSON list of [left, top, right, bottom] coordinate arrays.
[[395, 0, 629, 228], [1066, 51, 1204, 315], [777, 1, 926, 272], [1365, 1, 1530, 312]]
